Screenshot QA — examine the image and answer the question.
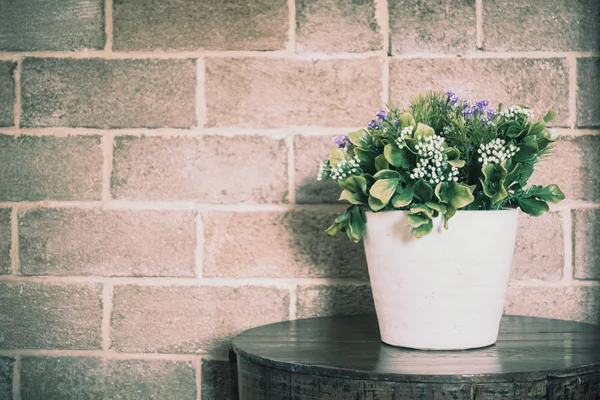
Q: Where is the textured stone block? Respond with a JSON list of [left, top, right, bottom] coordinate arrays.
[[296, 0, 381, 53], [484, 0, 600, 51], [296, 284, 375, 318], [21, 58, 196, 128], [577, 58, 600, 127], [511, 213, 564, 281], [295, 135, 342, 203], [504, 285, 600, 324], [0, 282, 103, 349], [203, 210, 368, 279], [0, 134, 102, 201], [390, 0, 476, 54], [573, 209, 600, 280], [0, 357, 13, 400], [0, 0, 104, 51], [111, 285, 289, 353], [390, 58, 570, 126], [202, 360, 232, 400], [475, 381, 547, 399], [0, 209, 10, 275], [113, 0, 288, 51], [20, 357, 196, 400], [0, 61, 15, 127], [111, 135, 288, 203], [530, 136, 600, 202], [205, 58, 382, 128], [18, 208, 196, 277]]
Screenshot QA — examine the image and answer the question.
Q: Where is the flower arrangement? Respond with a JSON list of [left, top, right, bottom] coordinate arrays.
[[317, 91, 565, 241]]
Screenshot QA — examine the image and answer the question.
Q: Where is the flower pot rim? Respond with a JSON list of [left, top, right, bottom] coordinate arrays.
[[364, 208, 519, 215]]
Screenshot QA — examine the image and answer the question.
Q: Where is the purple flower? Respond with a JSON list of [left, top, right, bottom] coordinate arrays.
[[332, 135, 350, 148], [446, 91, 459, 106], [487, 108, 496, 118], [476, 100, 489, 113], [368, 120, 379, 129], [464, 107, 474, 121], [376, 109, 388, 121]]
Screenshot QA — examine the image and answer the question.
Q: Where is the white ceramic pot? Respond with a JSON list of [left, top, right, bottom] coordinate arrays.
[[363, 209, 519, 350]]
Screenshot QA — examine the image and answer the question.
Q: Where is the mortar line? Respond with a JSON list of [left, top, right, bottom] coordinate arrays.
[[287, 0, 296, 53], [0, 275, 371, 286], [12, 355, 20, 400], [101, 134, 114, 202], [382, 56, 390, 105], [508, 279, 600, 288], [195, 358, 202, 400], [550, 128, 600, 137], [288, 284, 298, 320], [286, 135, 296, 204], [0, 349, 207, 360], [476, 0, 484, 49], [10, 208, 18, 275], [561, 209, 574, 282], [12, 58, 22, 128], [102, 284, 113, 351], [195, 58, 206, 128], [195, 211, 204, 278], [1, 50, 597, 61], [375, 0, 390, 56], [568, 55, 577, 128], [104, 0, 113, 52]]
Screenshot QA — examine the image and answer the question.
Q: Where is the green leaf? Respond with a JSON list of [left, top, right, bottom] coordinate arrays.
[[375, 154, 389, 171], [403, 138, 419, 153], [340, 176, 368, 196], [413, 179, 433, 202], [354, 148, 377, 164], [369, 178, 400, 204], [325, 221, 343, 235], [407, 213, 429, 227], [391, 185, 413, 207], [412, 220, 433, 238], [518, 163, 534, 187], [399, 112, 416, 129], [529, 184, 565, 204], [446, 182, 475, 208], [425, 201, 447, 215], [373, 169, 401, 180], [384, 144, 409, 168], [434, 182, 449, 203], [339, 190, 365, 205], [368, 195, 387, 211], [410, 203, 433, 218], [481, 163, 509, 203], [443, 147, 460, 160], [329, 148, 350, 168], [346, 207, 364, 243], [414, 123, 435, 138], [543, 110, 557, 123], [347, 129, 371, 148], [447, 159, 465, 168], [443, 204, 456, 230], [528, 120, 546, 136], [518, 198, 550, 216]]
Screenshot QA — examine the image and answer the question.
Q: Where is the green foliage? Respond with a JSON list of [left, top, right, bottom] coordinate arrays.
[[321, 91, 564, 241]]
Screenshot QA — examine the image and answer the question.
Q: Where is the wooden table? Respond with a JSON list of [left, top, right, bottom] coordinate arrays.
[[231, 315, 600, 399]]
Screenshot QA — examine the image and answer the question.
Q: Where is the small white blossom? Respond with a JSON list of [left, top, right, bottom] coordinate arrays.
[[329, 155, 362, 181], [499, 105, 534, 123], [477, 139, 519, 166]]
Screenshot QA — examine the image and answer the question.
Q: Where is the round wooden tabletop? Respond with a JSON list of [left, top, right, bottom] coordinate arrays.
[[231, 315, 600, 399]]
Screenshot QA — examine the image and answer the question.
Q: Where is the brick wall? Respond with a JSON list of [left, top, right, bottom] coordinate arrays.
[[0, 0, 599, 398]]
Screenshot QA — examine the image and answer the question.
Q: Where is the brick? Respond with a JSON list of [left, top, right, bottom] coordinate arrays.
[[296, 0, 381, 53], [577, 58, 600, 127], [483, 0, 600, 51], [0, 209, 10, 275], [511, 212, 564, 281], [21, 357, 196, 400], [295, 135, 342, 203], [111, 285, 289, 353], [0, 0, 103, 51], [390, 58, 570, 126], [0, 282, 103, 349], [0, 357, 13, 400], [296, 284, 375, 318], [204, 210, 368, 279], [202, 360, 232, 400], [573, 209, 600, 280], [0, 134, 102, 201], [21, 58, 196, 128], [504, 285, 600, 325], [111, 135, 288, 203], [389, 0, 476, 54], [0, 61, 15, 127], [18, 208, 196, 277], [529, 136, 600, 202], [205, 58, 383, 128], [113, 0, 287, 51]]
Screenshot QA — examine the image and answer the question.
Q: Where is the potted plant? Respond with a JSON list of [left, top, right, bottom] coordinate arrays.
[[317, 91, 565, 350]]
